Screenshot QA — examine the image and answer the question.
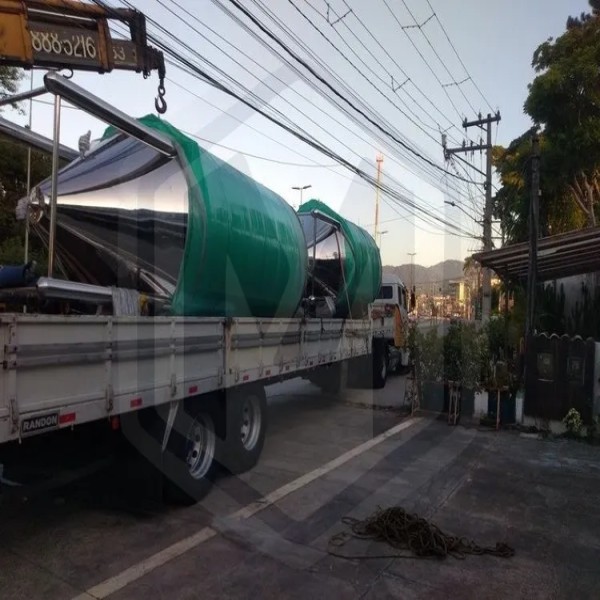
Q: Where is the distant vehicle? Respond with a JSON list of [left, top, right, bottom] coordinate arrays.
[[372, 273, 412, 373]]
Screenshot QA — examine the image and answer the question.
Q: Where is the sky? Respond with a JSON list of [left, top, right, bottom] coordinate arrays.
[[5, 0, 586, 266]]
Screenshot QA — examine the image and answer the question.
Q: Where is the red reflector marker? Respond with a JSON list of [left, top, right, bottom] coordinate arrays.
[[242, 374, 250, 381], [189, 385, 198, 395], [265, 369, 271, 376], [130, 398, 143, 409], [59, 412, 76, 425]]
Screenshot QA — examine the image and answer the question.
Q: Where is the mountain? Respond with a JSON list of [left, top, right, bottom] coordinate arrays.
[[382, 259, 464, 287]]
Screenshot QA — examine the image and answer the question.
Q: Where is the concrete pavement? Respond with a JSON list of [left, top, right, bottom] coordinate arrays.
[[1, 375, 599, 599]]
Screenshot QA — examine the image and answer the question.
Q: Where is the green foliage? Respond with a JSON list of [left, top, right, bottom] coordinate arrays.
[[443, 322, 485, 390], [413, 326, 443, 383], [0, 67, 23, 112], [494, 3, 600, 242], [0, 137, 52, 267], [412, 322, 503, 391], [563, 408, 583, 437]]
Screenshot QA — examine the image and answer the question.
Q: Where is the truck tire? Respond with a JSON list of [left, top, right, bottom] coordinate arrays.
[[162, 405, 220, 504], [222, 386, 267, 475], [372, 342, 388, 389]]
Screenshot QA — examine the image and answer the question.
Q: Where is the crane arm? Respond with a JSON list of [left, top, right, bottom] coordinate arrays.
[[0, 0, 167, 112]]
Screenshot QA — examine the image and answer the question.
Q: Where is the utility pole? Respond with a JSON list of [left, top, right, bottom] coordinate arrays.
[[408, 252, 416, 290], [408, 252, 417, 313], [374, 153, 384, 241], [525, 135, 540, 339], [442, 111, 501, 322]]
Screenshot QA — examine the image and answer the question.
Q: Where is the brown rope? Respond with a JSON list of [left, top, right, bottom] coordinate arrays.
[[328, 506, 515, 560]]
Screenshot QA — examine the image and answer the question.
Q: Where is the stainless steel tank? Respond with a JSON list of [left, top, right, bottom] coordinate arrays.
[[30, 116, 307, 317]]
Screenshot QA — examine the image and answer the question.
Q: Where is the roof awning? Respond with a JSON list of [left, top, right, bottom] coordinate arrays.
[[472, 226, 600, 282]]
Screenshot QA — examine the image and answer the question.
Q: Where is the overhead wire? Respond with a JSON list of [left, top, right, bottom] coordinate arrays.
[[398, 0, 477, 115], [224, 0, 480, 186], [96, 0, 481, 238], [337, 0, 471, 147], [213, 0, 480, 213], [425, 0, 495, 114], [165, 0, 476, 218], [150, 0, 471, 233], [223, 0, 482, 228], [158, 0, 477, 234], [380, 0, 470, 123], [300, 0, 455, 144]]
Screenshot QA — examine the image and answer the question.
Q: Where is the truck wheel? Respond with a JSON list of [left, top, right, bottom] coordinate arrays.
[[163, 406, 219, 504], [372, 343, 388, 389], [222, 386, 267, 475]]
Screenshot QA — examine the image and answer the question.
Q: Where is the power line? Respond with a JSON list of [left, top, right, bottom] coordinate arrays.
[[380, 0, 467, 121], [397, 0, 477, 115], [336, 0, 472, 147], [156, 0, 471, 233], [425, 0, 495, 114], [162, 0, 446, 187], [225, 0, 480, 186], [213, 0, 479, 207], [97, 0, 480, 238], [211, 0, 481, 220], [303, 0, 454, 144]]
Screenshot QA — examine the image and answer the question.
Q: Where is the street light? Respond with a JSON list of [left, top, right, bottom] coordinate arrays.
[[292, 184, 312, 208], [378, 230, 388, 251]]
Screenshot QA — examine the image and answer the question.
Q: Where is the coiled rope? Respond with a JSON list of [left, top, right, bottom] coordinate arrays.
[[328, 506, 515, 560]]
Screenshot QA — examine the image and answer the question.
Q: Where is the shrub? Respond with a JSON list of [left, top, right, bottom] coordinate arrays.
[[563, 408, 583, 437]]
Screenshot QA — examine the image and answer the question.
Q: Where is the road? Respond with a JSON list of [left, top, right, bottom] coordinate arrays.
[[1, 374, 599, 600], [0, 374, 408, 599]]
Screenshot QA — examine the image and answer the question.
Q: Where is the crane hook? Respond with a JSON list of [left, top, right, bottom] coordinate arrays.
[[155, 80, 167, 114]]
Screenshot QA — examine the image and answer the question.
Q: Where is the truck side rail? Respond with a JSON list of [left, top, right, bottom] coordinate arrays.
[[0, 315, 371, 443]]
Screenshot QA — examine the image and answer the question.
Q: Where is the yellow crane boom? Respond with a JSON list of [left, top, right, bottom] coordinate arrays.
[[0, 0, 167, 111]]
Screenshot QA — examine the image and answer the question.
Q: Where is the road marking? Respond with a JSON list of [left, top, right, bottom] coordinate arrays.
[[72, 417, 420, 600]]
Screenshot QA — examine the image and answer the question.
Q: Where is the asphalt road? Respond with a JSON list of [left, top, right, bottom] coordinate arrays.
[[1, 374, 599, 600]]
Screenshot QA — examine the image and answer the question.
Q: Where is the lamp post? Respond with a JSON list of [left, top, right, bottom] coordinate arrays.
[[292, 184, 311, 208]]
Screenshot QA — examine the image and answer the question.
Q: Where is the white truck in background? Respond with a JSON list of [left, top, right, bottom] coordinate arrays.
[[371, 273, 413, 383]]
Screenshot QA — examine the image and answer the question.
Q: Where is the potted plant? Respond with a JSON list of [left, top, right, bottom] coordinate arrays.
[[442, 321, 485, 418], [411, 326, 444, 412], [481, 316, 519, 425]]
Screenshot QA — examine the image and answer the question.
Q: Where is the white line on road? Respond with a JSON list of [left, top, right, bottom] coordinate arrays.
[[72, 417, 421, 600]]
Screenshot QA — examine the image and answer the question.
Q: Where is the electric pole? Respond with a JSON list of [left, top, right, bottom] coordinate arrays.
[[374, 153, 384, 241], [525, 135, 540, 340], [442, 111, 501, 322], [408, 252, 417, 313], [408, 252, 416, 290]]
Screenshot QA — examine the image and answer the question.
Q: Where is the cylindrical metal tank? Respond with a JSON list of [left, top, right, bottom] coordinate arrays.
[[298, 199, 381, 317], [32, 115, 307, 317]]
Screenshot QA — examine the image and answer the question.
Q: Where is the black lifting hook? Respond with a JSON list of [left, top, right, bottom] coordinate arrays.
[[155, 79, 167, 114]]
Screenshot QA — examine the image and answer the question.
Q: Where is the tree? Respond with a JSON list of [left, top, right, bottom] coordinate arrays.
[[494, 0, 600, 242], [0, 66, 23, 112], [526, 1, 600, 227], [0, 67, 52, 267], [0, 137, 53, 266]]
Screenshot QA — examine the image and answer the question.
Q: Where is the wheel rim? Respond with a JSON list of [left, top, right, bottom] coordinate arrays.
[[185, 414, 216, 480], [240, 396, 262, 451]]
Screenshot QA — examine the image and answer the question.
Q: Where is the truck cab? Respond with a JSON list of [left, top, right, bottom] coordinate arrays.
[[374, 274, 410, 317], [372, 274, 412, 372]]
